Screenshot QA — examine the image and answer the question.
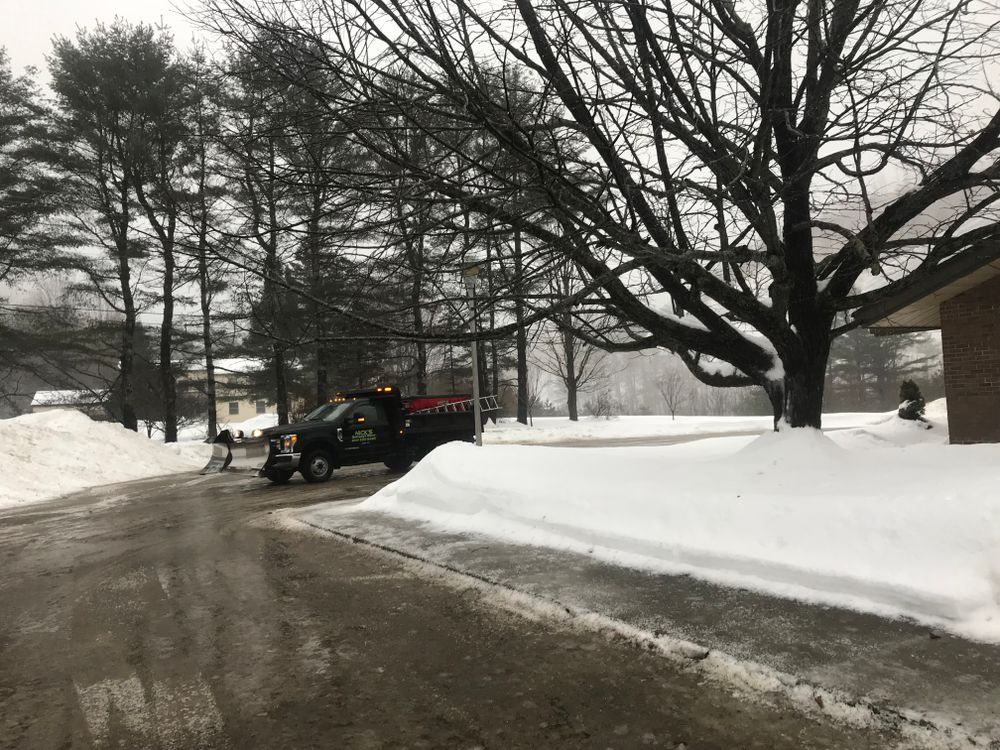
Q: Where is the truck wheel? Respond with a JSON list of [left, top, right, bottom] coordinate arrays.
[[267, 470, 293, 484], [383, 453, 413, 472], [301, 449, 334, 483]]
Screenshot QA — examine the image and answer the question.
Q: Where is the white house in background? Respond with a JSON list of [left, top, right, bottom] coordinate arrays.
[[30, 389, 108, 419], [184, 357, 278, 426]]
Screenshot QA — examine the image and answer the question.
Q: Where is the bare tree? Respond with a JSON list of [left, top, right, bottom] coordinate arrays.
[[536, 327, 610, 421], [201, 0, 1000, 429], [655, 365, 691, 420], [535, 262, 611, 420], [523, 367, 545, 426]]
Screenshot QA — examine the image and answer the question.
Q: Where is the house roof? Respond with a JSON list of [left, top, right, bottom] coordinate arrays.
[[852, 242, 1000, 333], [30, 389, 106, 407], [185, 357, 267, 375]]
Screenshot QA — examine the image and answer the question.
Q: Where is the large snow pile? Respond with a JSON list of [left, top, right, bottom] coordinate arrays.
[[0, 410, 211, 509], [225, 413, 281, 434], [483, 411, 888, 444], [361, 401, 1000, 642]]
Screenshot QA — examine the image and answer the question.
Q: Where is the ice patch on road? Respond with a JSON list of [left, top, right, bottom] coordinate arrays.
[[76, 676, 155, 748], [280, 512, 983, 750], [151, 676, 227, 750], [76, 673, 226, 750]]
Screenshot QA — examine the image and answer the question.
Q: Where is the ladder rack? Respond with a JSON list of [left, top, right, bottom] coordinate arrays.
[[409, 394, 500, 414]]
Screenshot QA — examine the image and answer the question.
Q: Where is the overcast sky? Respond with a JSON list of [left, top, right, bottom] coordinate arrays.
[[2, 0, 200, 76]]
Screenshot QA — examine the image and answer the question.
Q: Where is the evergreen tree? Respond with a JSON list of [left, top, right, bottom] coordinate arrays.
[[0, 50, 64, 285], [49, 22, 172, 431], [220, 42, 299, 424], [826, 328, 937, 411]]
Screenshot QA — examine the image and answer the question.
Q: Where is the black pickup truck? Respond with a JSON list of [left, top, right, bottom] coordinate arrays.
[[255, 386, 478, 484]]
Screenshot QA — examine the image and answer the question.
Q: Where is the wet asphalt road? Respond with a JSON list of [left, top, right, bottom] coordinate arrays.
[[0, 464, 906, 749]]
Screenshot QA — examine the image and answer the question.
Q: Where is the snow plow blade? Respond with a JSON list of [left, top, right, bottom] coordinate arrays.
[[200, 430, 270, 475]]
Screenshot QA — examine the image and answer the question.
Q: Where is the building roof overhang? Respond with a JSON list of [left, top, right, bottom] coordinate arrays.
[[851, 242, 1000, 334]]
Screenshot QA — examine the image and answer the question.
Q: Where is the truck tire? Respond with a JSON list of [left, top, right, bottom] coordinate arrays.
[[266, 470, 293, 484], [383, 453, 413, 472], [301, 449, 334, 483]]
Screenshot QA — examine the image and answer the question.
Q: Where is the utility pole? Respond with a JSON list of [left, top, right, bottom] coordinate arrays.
[[461, 261, 484, 447]]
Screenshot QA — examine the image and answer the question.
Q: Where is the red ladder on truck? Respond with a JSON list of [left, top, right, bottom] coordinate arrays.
[[409, 395, 500, 414]]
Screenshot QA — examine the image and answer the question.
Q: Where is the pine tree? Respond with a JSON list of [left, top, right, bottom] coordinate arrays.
[[0, 50, 64, 285], [49, 23, 171, 431]]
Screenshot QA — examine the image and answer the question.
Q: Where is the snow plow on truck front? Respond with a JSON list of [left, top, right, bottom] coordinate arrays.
[[200, 385, 498, 481], [200, 428, 271, 474]]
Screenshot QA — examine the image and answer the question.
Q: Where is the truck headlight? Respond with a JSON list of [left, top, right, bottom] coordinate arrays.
[[279, 434, 298, 453]]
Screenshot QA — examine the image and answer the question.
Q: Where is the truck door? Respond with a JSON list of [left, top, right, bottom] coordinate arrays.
[[342, 400, 392, 463]]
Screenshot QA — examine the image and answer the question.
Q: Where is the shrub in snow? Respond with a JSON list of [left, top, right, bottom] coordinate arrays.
[[585, 390, 619, 419], [897, 380, 928, 422]]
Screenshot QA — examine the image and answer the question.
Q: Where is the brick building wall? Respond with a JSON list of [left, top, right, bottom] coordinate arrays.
[[940, 274, 1000, 443]]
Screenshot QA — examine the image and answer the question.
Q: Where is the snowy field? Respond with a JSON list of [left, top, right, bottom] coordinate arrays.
[[354, 401, 1000, 643], [0, 410, 212, 509], [483, 411, 889, 444]]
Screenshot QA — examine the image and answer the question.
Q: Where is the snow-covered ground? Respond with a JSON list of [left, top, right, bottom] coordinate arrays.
[[357, 400, 1000, 643], [0, 410, 212, 509], [483, 411, 888, 444]]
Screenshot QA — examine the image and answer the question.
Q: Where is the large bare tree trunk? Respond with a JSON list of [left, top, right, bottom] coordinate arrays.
[[562, 323, 578, 421], [196, 183, 217, 440], [118, 264, 138, 433], [778, 334, 831, 429], [274, 346, 289, 423], [133, 162, 180, 442], [486, 233, 499, 423], [306, 207, 330, 406], [113, 182, 138, 432], [407, 231, 427, 393], [513, 227, 528, 425], [159, 237, 177, 442], [262, 142, 289, 425], [411, 302, 427, 393]]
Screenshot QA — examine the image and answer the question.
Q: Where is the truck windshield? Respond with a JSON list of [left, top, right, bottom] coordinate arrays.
[[304, 401, 357, 422]]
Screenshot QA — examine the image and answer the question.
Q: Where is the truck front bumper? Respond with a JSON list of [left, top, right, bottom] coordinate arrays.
[[260, 452, 301, 476]]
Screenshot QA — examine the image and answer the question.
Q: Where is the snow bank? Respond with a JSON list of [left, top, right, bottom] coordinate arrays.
[[0, 410, 211, 509], [361, 405, 1000, 642], [226, 413, 281, 434]]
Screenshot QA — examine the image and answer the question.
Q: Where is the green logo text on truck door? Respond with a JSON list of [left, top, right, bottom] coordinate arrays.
[[351, 427, 376, 445]]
